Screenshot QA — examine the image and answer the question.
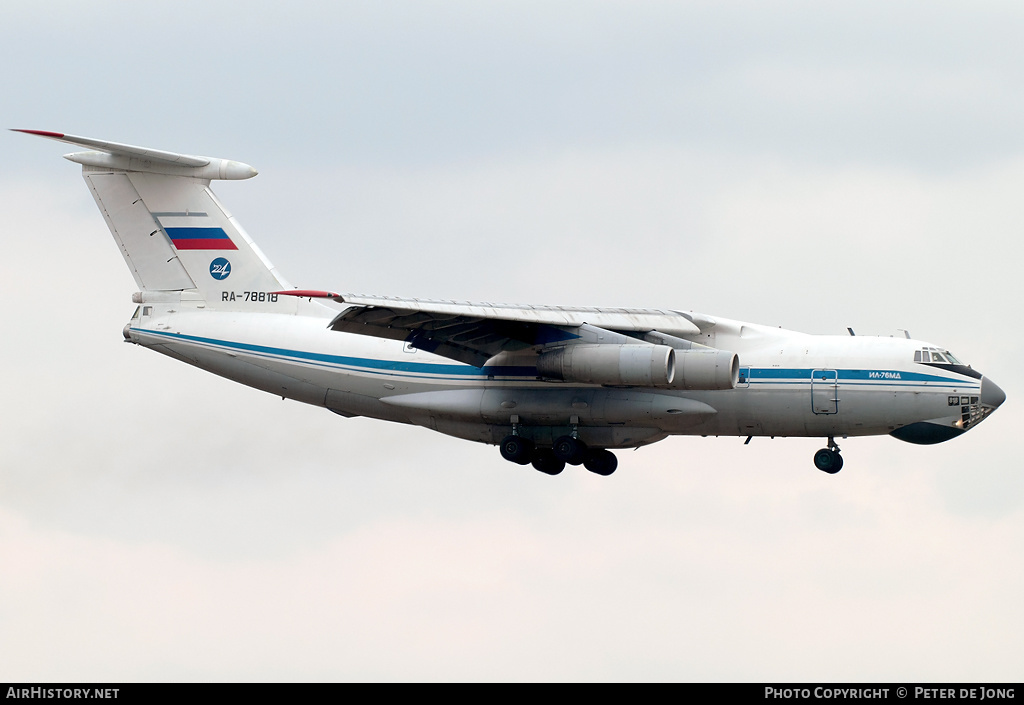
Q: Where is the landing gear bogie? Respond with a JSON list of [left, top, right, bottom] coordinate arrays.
[[553, 435, 587, 465], [499, 435, 534, 465], [583, 449, 618, 476], [531, 449, 566, 475], [498, 436, 617, 476]]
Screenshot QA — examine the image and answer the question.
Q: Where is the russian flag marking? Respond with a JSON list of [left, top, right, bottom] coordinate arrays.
[[166, 227, 238, 250]]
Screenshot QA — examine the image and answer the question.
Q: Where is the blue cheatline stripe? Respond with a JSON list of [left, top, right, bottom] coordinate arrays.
[[165, 227, 231, 240], [136, 328, 538, 379], [745, 367, 969, 385]]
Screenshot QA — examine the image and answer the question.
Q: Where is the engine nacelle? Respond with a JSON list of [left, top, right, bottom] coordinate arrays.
[[666, 349, 739, 390], [537, 344, 675, 387]]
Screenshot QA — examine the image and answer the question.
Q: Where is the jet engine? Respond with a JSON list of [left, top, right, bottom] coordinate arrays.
[[667, 349, 739, 390], [537, 344, 675, 387]]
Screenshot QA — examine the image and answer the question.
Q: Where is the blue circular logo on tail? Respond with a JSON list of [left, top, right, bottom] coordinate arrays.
[[210, 257, 231, 280]]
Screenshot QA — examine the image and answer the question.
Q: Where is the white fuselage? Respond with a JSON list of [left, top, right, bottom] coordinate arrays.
[[127, 301, 986, 450]]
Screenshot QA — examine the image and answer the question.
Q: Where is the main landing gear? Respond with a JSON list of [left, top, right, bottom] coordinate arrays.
[[499, 434, 618, 476], [813, 437, 844, 474]]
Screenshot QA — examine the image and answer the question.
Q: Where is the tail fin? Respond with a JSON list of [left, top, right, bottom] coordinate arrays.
[[16, 130, 290, 310]]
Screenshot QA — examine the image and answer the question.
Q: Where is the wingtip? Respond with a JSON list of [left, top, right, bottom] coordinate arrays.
[[11, 129, 65, 138]]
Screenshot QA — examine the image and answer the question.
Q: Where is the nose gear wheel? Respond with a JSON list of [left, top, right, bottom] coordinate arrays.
[[813, 437, 843, 474]]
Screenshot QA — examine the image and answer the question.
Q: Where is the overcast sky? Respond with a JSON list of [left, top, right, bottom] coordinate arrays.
[[2, 1, 1022, 681]]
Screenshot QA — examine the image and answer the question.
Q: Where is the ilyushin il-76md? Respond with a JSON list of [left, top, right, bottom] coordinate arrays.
[[18, 130, 1006, 476]]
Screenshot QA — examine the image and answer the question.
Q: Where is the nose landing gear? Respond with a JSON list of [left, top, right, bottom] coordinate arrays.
[[813, 437, 844, 474]]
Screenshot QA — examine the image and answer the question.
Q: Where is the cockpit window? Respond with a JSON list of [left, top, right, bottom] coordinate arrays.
[[914, 347, 967, 366]]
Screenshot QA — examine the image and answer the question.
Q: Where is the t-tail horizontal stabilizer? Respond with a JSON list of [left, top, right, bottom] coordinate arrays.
[[11, 129, 258, 180], [16, 129, 288, 306]]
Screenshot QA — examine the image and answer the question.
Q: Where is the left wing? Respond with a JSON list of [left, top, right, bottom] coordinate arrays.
[[274, 291, 702, 367]]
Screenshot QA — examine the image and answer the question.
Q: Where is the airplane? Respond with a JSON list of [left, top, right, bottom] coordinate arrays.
[[17, 129, 1006, 476]]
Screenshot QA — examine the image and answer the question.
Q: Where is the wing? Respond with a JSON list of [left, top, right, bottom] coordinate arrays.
[[274, 291, 702, 367]]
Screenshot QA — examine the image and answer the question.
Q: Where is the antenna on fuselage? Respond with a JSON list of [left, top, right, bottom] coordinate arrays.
[[847, 327, 855, 336]]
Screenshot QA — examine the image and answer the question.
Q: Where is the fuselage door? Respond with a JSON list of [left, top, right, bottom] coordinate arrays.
[[811, 369, 839, 414]]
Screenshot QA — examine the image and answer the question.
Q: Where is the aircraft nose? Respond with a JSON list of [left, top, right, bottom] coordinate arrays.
[[980, 376, 1006, 409]]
